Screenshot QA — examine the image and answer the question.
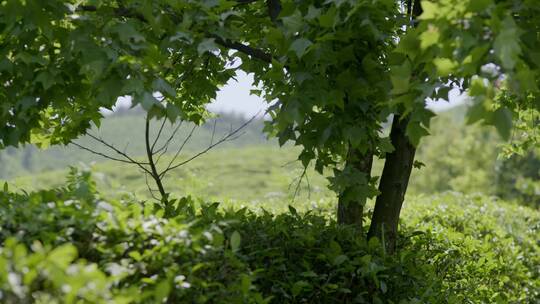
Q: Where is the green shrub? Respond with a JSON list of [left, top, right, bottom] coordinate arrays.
[[496, 149, 540, 208], [0, 170, 538, 303]]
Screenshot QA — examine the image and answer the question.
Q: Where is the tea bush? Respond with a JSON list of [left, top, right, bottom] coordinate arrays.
[[0, 170, 538, 303]]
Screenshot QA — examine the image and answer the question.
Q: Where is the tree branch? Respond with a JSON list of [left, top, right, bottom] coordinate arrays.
[[78, 4, 274, 64], [151, 118, 167, 153], [159, 114, 259, 178], [71, 142, 140, 165], [78, 5, 147, 22], [145, 116, 167, 200], [84, 133, 153, 176], [160, 125, 197, 178], [213, 36, 273, 63]]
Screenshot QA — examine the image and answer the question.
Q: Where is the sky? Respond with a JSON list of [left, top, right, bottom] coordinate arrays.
[[208, 72, 469, 116], [111, 71, 468, 117]]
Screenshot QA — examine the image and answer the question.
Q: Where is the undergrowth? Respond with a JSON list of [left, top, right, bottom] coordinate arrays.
[[0, 169, 538, 303]]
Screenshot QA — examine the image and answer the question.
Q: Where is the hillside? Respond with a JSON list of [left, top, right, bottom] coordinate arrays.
[[0, 110, 270, 179]]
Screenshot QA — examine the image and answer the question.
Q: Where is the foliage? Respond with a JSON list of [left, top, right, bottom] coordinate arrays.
[[410, 108, 502, 195], [1, 170, 539, 303], [496, 148, 540, 207], [404, 0, 540, 147]]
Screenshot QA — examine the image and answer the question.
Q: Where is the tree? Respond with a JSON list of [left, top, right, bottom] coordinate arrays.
[[1, 0, 538, 252], [71, 112, 256, 215]]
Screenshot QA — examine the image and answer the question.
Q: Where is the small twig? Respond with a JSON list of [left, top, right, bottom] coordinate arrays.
[[144, 172, 160, 201], [85, 133, 153, 176], [210, 120, 217, 146], [151, 118, 168, 153], [145, 116, 167, 200], [159, 113, 259, 179], [160, 125, 197, 177], [154, 121, 183, 155], [71, 142, 137, 165], [290, 167, 308, 203]]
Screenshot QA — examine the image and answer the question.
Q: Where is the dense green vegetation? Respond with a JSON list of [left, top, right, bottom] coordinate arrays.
[[2, 110, 539, 302], [1, 0, 540, 302], [1, 169, 538, 303]]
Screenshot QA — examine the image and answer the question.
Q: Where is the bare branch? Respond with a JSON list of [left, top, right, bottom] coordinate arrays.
[[151, 118, 168, 153], [160, 125, 197, 178], [144, 172, 160, 201], [85, 133, 153, 176], [154, 121, 183, 156], [159, 114, 259, 178], [289, 167, 307, 202], [210, 120, 217, 146], [71, 142, 139, 165], [145, 116, 168, 200]]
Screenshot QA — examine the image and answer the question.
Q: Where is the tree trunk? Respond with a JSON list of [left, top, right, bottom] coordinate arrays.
[[337, 148, 373, 230], [367, 115, 416, 253], [145, 117, 167, 203]]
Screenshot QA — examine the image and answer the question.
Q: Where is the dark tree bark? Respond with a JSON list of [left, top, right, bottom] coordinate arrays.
[[367, 115, 416, 252], [337, 148, 373, 230], [366, 0, 423, 254]]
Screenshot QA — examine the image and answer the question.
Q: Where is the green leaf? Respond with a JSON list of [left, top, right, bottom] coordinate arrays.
[[413, 160, 426, 169], [420, 1, 438, 19], [390, 62, 412, 95], [380, 281, 388, 294], [154, 280, 171, 302], [230, 231, 241, 252], [468, 0, 493, 12], [128, 251, 142, 262], [48, 244, 77, 268], [406, 121, 429, 146], [139, 92, 160, 111], [282, 10, 303, 34], [35, 72, 55, 90], [467, 98, 492, 124], [305, 5, 321, 20], [378, 137, 395, 154], [166, 103, 181, 121], [319, 6, 337, 28], [112, 22, 146, 49], [197, 38, 219, 55], [3, 182, 8, 193], [333, 254, 348, 266], [494, 16, 521, 70], [395, 32, 420, 59], [298, 150, 313, 167], [433, 58, 457, 76], [153, 78, 176, 97], [419, 25, 439, 50], [289, 38, 312, 59], [288, 205, 298, 216], [492, 107, 513, 140]]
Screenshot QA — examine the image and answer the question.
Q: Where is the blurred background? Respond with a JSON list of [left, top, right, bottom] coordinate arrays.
[[1, 73, 538, 210]]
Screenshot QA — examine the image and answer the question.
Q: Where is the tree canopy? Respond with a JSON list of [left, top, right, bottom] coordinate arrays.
[[1, 0, 538, 156]]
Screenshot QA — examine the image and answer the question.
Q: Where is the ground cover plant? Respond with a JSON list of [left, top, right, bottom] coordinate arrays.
[[0, 170, 539, 303]]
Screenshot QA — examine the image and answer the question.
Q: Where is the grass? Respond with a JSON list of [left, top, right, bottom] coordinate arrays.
[[4, 146, 333, 211]]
